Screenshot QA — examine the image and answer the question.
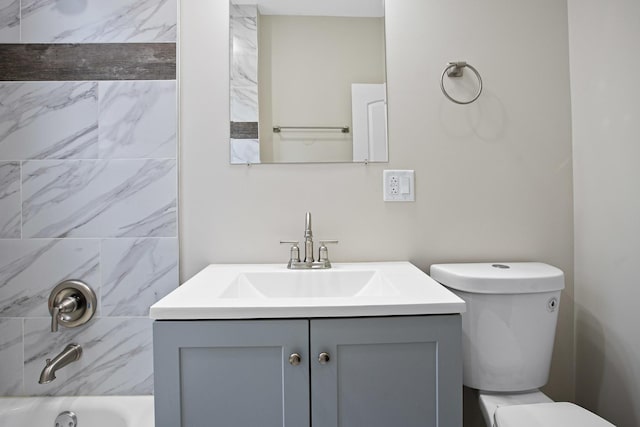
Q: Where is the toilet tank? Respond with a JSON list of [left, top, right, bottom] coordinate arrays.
[[430, 262, 564, 392]]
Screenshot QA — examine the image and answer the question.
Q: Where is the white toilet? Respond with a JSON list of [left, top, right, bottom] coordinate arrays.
[[430, 262, 614, 427]]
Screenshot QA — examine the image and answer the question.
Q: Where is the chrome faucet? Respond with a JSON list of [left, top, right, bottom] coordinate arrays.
[[281, 212, 338, 269], [38, 343, 82, 384], [303, 212, 314, 263]]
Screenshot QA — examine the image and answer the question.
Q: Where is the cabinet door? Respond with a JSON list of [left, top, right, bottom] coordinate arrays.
[[154, 319, 310, 427], [310, 315, 462, 427]]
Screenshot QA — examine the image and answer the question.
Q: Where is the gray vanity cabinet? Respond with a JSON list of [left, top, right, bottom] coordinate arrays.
[[153, 315, 461, 427], [153, 319, 310, 427], [310, 315, 462, 427]]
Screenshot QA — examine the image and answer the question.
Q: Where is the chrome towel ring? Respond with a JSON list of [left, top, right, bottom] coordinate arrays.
[[440, 61, 483, 105]]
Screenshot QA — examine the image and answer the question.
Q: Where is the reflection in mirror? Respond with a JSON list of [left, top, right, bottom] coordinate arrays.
[[229, 0, 387, 164]]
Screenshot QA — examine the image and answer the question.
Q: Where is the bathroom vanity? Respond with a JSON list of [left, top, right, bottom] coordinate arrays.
[[150, 262, 465, 427]]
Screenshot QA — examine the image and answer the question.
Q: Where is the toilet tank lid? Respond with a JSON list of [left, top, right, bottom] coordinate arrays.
[[494, 402, 614, 427], [429, 262, 564, 294]]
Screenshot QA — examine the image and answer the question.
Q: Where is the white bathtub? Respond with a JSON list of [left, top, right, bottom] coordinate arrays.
[[0, 396, 154, 427]]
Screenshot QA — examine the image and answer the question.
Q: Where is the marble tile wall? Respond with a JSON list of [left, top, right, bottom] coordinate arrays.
[[21, 0, 176, 43], [230, 138, 260, 164], [0, 0, 19, 43], [230, 5, 260, 164], [0, 0, 177, 397]]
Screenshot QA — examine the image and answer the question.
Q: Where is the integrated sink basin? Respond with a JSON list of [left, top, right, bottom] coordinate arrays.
[[150, 262, 465, 319], [220, 270, 400, 299]]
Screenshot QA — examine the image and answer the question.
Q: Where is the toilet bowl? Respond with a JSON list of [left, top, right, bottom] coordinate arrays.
[[430, 262, 615, 427]]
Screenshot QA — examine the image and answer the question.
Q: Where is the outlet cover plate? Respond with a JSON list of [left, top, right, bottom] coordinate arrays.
[[383, 170, 415, 202]]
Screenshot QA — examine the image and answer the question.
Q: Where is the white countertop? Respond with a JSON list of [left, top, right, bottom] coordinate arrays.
[[150, 262, 466, 320]]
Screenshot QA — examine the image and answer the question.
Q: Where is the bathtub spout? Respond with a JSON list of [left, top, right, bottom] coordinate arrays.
[[39, 344, 82, 384]]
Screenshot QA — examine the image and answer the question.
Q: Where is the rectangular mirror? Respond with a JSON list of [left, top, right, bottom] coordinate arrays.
[[230, 0, 387, 164]]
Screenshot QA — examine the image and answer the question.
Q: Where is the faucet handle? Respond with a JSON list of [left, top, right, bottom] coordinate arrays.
[[318, 240, 338, 245], [50, 295, 79, 332], [318, 240, 338, 264], [48, 280, 96, 333], [51, 306, 60, 333], [280, 241, 301, 266]]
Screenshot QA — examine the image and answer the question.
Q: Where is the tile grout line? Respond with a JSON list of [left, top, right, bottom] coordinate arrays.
[[19, 160, 23, 240], [21, 318, 25, 395]]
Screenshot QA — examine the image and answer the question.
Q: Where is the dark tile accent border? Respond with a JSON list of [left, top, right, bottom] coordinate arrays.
[[0, 44, 176, 81], [230, 122, 259, 139]]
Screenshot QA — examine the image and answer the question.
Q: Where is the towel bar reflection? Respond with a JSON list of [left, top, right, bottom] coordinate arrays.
[[273, 126, 350, 133]]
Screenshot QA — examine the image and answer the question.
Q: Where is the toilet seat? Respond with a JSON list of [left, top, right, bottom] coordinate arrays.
[[494, 402, 614, 427], [479, 390, 552, 426]]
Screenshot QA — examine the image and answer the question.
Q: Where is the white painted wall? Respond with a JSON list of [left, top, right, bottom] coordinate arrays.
[[568, 1, 640, 426], [179, 0, 574, 416]]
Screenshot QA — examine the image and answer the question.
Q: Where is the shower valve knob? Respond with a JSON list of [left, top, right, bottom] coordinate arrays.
[[48, 280, 97, 333]]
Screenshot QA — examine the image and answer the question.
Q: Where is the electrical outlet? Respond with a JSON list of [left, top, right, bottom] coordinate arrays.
[[383, 170, 415, 202], [390, 176, 400, 194]]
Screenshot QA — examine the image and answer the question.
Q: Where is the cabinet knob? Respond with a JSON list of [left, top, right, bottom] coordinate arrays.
[[318, 352, 330, 364], [288, 353, 302, 366]]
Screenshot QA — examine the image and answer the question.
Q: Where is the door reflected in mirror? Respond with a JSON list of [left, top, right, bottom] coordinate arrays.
[[230, 0, 388, 164]]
